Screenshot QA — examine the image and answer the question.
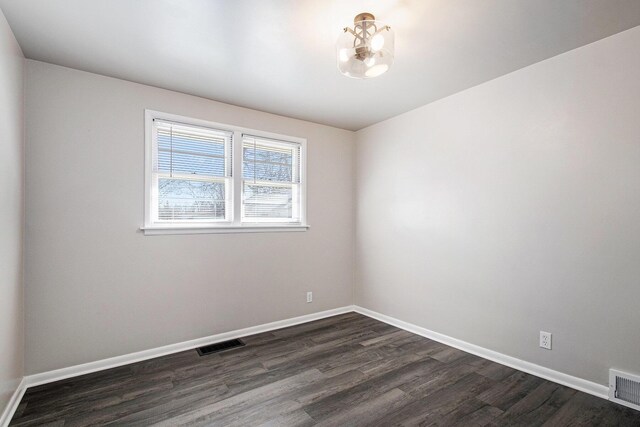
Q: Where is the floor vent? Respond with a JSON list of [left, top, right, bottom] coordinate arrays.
[[610, 369, 640, 411], [197, 339, 245, 356]]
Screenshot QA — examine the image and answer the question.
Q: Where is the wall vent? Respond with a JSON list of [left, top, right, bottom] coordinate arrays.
[[197, 338, 245, 356], [610, 369, 640, 411]]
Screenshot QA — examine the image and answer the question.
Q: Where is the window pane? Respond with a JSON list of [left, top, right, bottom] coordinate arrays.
[[268, 150, 293, 164], [242, 160, 292, 182], [242, 142, 294, 182], [158, 150, 225, 176], [158, 178, 226, 221], [243, 146, 270, 163], [243, 183, 293, 219], [155, 123, 229, 178], [158, 133, 225, 157], [243, 145, 292, 164]]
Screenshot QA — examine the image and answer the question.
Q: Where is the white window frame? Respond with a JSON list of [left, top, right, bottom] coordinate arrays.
[[143, 110, 308, 235], [241, 135, 303, 224]]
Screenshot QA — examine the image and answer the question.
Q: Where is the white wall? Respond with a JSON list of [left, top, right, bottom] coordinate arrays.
[[0, 6, 24, 415], [356, 26, 640, 386], [25, 61, 355, 374]]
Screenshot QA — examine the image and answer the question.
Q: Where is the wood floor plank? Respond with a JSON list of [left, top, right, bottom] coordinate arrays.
[[419, 397, 503, 427], [477, 370, 546, 411], [256, 409, 316, 427], [449, 400, 504, 426], [542, 391, 640, 427], [372, 373, 497, 426], [314, 387, 413, 426], [473, 358, 519, 381], [152, 369, 324, 426], [9, 313, 640, 426], [497, 381, 576, 426]]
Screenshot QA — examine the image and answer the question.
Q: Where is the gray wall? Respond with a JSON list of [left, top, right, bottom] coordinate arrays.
[[25, 61, 355, 374], [0, 7, 24, 413], [355, 26, 640, 386]]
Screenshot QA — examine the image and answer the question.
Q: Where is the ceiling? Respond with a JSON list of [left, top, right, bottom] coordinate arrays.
[[1, 0, 639, 130]]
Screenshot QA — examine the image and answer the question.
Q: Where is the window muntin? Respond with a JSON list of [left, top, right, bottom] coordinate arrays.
[[145, 111, 307, 231]]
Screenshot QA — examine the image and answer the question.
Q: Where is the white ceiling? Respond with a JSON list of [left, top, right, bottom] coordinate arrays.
[[2, 0, 639, 130]]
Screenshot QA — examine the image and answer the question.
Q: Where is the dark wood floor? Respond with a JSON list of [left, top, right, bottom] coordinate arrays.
[[10, 312, 640, 426]]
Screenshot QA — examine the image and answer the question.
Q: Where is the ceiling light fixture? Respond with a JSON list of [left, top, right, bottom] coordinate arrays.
[[337, 12, 395, 79]]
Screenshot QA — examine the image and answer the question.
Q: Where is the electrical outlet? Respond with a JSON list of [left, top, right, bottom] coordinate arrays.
[[306, 292, 313, 303], [540, 331, 552, 350]]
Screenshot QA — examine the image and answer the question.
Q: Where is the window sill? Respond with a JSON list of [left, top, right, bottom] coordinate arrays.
[[140, 224, 310, 235]]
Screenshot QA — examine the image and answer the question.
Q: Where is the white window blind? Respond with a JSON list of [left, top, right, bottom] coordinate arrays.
[[151, 119, 233, 222], [242, 135, 302, 223]]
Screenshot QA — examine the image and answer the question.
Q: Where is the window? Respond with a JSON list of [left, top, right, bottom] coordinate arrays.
[[242, 135, 302, 223], [144, 110, 307, 234], [152, 120, 232, 223]]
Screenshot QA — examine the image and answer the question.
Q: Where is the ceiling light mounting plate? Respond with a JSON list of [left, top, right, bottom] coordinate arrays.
[[354, 12, 375, 23]]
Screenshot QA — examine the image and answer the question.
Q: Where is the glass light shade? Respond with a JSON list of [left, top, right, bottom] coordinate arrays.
[[337, 19, 394, 79]]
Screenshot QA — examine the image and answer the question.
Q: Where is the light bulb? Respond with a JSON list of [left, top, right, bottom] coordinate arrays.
[[364, 56, 375, 67], [339, 49, 350, 63], [364, 64, 389, 78], [370, 34, 384, 51]]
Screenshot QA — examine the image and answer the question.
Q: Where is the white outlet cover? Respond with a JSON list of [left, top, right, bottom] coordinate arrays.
[[540, 331, 552, 350], [306, 292, 313, 303]]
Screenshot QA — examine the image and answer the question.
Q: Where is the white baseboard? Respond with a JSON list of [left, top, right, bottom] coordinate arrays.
[[353, 305, 609, 399], [24, 305, 356, 389], [0, 378, 27, 427], [13, 303, 610, 421]]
